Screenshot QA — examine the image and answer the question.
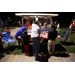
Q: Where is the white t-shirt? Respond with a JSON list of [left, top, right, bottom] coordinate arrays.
[[31, 23, 40, 38], [57, 24, 59, 28]]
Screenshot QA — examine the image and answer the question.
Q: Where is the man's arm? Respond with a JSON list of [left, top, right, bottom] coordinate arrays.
[[38, 28, 41, 35]]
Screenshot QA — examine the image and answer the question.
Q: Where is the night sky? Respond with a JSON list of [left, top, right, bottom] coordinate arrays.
[[0, 12, 75, 17], [0, 12, 75, 27]]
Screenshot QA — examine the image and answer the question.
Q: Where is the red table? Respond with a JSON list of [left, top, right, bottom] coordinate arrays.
[[18, 33, 61, 40], [40, 33, 48, 39], [18, 33, 31, 40], [40, 33, 61, 39]]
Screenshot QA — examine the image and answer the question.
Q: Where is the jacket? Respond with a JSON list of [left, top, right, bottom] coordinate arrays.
[[15, 26, 27, 39], [48, 29, 57, 40], [31, 24, 40, 38], [20, 34, 30, 45]]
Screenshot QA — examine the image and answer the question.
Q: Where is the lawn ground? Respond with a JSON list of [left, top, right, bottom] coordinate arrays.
[[3, 27, 75, 55]]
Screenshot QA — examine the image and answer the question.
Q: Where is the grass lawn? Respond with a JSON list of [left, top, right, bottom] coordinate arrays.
[[3, 27, 75, 55], [1, 26, 16, 32], [55, 28, 75, 53]]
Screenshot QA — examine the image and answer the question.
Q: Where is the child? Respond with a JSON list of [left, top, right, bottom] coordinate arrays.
[[20, 30, 30, 55], [48, 24, 57, 55], [0, 28, 4, 57]]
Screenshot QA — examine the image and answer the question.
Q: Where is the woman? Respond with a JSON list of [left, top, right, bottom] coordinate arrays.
[[31, 21, 40, 61]]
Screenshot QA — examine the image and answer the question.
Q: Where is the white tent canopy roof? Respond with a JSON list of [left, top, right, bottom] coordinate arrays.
[[15, 12, 59, 18]]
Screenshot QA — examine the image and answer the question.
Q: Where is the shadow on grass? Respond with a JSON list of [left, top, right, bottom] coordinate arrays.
[[3, 44, 33, 55], [60, 41, 75, 46], [55, 44, 70, 57], [38, 44, 70, 62], [2, 43, 70, 62], [3, 45, 24, 54]]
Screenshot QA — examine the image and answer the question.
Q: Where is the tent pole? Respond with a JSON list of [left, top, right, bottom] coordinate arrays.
[[22, 16, 23, 26]]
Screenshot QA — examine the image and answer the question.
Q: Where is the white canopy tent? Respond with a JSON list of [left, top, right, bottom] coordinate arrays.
[[15, 12, 59, 18], [15, 12, 59, 26]]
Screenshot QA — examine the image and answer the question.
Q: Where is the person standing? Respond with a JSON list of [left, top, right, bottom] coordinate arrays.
[[31, 21, 40, 60], [26, 21, 30, 28], [41, 23, 49, 33], [70, 22, 75, 34], [41, 23, 49, 45], [18, 21, 22, 27], [48, 24, 57, 55], [57, 23, 60, 31], [0, 28, 4, 57], [20, 31, 30, 55], [15, 26, 27, 47]]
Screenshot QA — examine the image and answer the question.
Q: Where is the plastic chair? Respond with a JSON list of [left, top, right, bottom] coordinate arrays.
[[60, 30, 69, 40], [2, 32, 16, 44]]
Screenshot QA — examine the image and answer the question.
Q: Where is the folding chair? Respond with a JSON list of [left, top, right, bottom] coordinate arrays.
[[60, 30, 69, 41], [2, 32, 16, 45]]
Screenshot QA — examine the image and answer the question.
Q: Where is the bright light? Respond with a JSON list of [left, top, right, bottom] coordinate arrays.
[[15, 13, 59, 17], [35, 17, 38, 21]]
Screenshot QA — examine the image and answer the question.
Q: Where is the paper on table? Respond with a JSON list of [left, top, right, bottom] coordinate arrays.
[[28, 33, 31, 35]]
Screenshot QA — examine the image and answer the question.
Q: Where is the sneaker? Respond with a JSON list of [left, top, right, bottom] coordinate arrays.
[[25, 53, 27, 55], [35, 56, 41, 61], [35, 58, 40, 61], [27, 53, 30, 56]]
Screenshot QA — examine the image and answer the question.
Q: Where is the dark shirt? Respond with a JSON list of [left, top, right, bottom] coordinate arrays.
[[48, 29, 57, 40], [20, 34, 30, 45]]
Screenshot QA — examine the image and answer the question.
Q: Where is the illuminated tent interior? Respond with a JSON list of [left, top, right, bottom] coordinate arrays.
[[15, 12, 59, 19], [15, 12, 59, 26]]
